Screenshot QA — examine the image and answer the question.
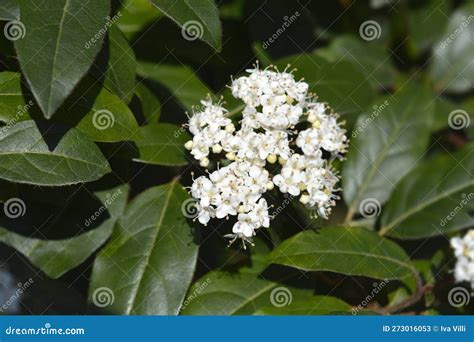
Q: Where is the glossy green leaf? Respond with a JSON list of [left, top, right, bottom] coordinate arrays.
[[89, 181, 199, 315], [0, 71, 31, 124], [150, 0, 222, 51], [275, 54, 375, 125], [316, 35, 397, 87], [342, 85, 434, 217], [0, 185, 128, 278], [254, 295, 351, 315], [137, 62, 213, 112], [181, 271, 277, 315], [0, 0, 19, 20], [133, 123, 190, 166], [380, 145, 474, 239], [117, 0, 161, 39], [0, 120, 111, 186], [135, 82, 161, 123], [268, 227, 414, 280], [430, 3, 474, 93], [57, 80, 140, 143], [15, 0, 110, 118], [102, 24, 136, 103]]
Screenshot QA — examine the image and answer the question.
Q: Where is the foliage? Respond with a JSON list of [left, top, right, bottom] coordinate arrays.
[[0, 0, 472, 315]]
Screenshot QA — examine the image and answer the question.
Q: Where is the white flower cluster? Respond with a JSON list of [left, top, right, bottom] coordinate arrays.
[[451, 230, 474, 287], [185, 65, 348, 246]]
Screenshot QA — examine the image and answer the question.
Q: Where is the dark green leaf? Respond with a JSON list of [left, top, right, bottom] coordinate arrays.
[[268, 226, 414, 280], [0, 0, 19, 20], [0, 120, 111, 186], [0, 185, 128, 278], [275, 54, 375, 126], [0, 71, 31, 124], [133, 123, 190, 166], [102, 24, 136, 103], [89, 180, 199, 315], [430, 3, 474, 93], [137, 62, 214, 112], [380, 145, 474, 239], [150, 0, 222, 51], [15, 0, 110, 117], [135, 82, 161, 123], [254, 295, 351, 315], [316, 35, 397, 87], [342, 85, 434, 217]]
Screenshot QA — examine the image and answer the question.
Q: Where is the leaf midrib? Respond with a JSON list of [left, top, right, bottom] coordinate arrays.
[[127, 181, 176, 314]]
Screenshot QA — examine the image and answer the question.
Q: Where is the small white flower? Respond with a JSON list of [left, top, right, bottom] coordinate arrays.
[[451, 230, 474, 288]]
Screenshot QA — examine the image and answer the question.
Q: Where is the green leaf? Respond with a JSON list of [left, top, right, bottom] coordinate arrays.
[[116, 0, 161, 39], [89, 180, 199, 315], [56, 79, 140, 143], [101, 24, 136, 103], [254, 295, 351, 315], [0, 120, 111, 186], [316, 35, 397, 87], [135, 83, 161, 123], [430, 3, 474, 93], [0, 0, 19, 20], [150, 0, 222, 51], [133, 123, 190, 166], [342, 85, 434, 217], [380, 145, 474, 239], [267, 227, 414, 280], [275, 54, 375, 126], [0, 73, 140, 143], [181, 271, 277, 315], [0, 185, 128, 278], [0, 71, 31, 124], [137, 62, 214, 112], [15, 0, 110, 118]]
